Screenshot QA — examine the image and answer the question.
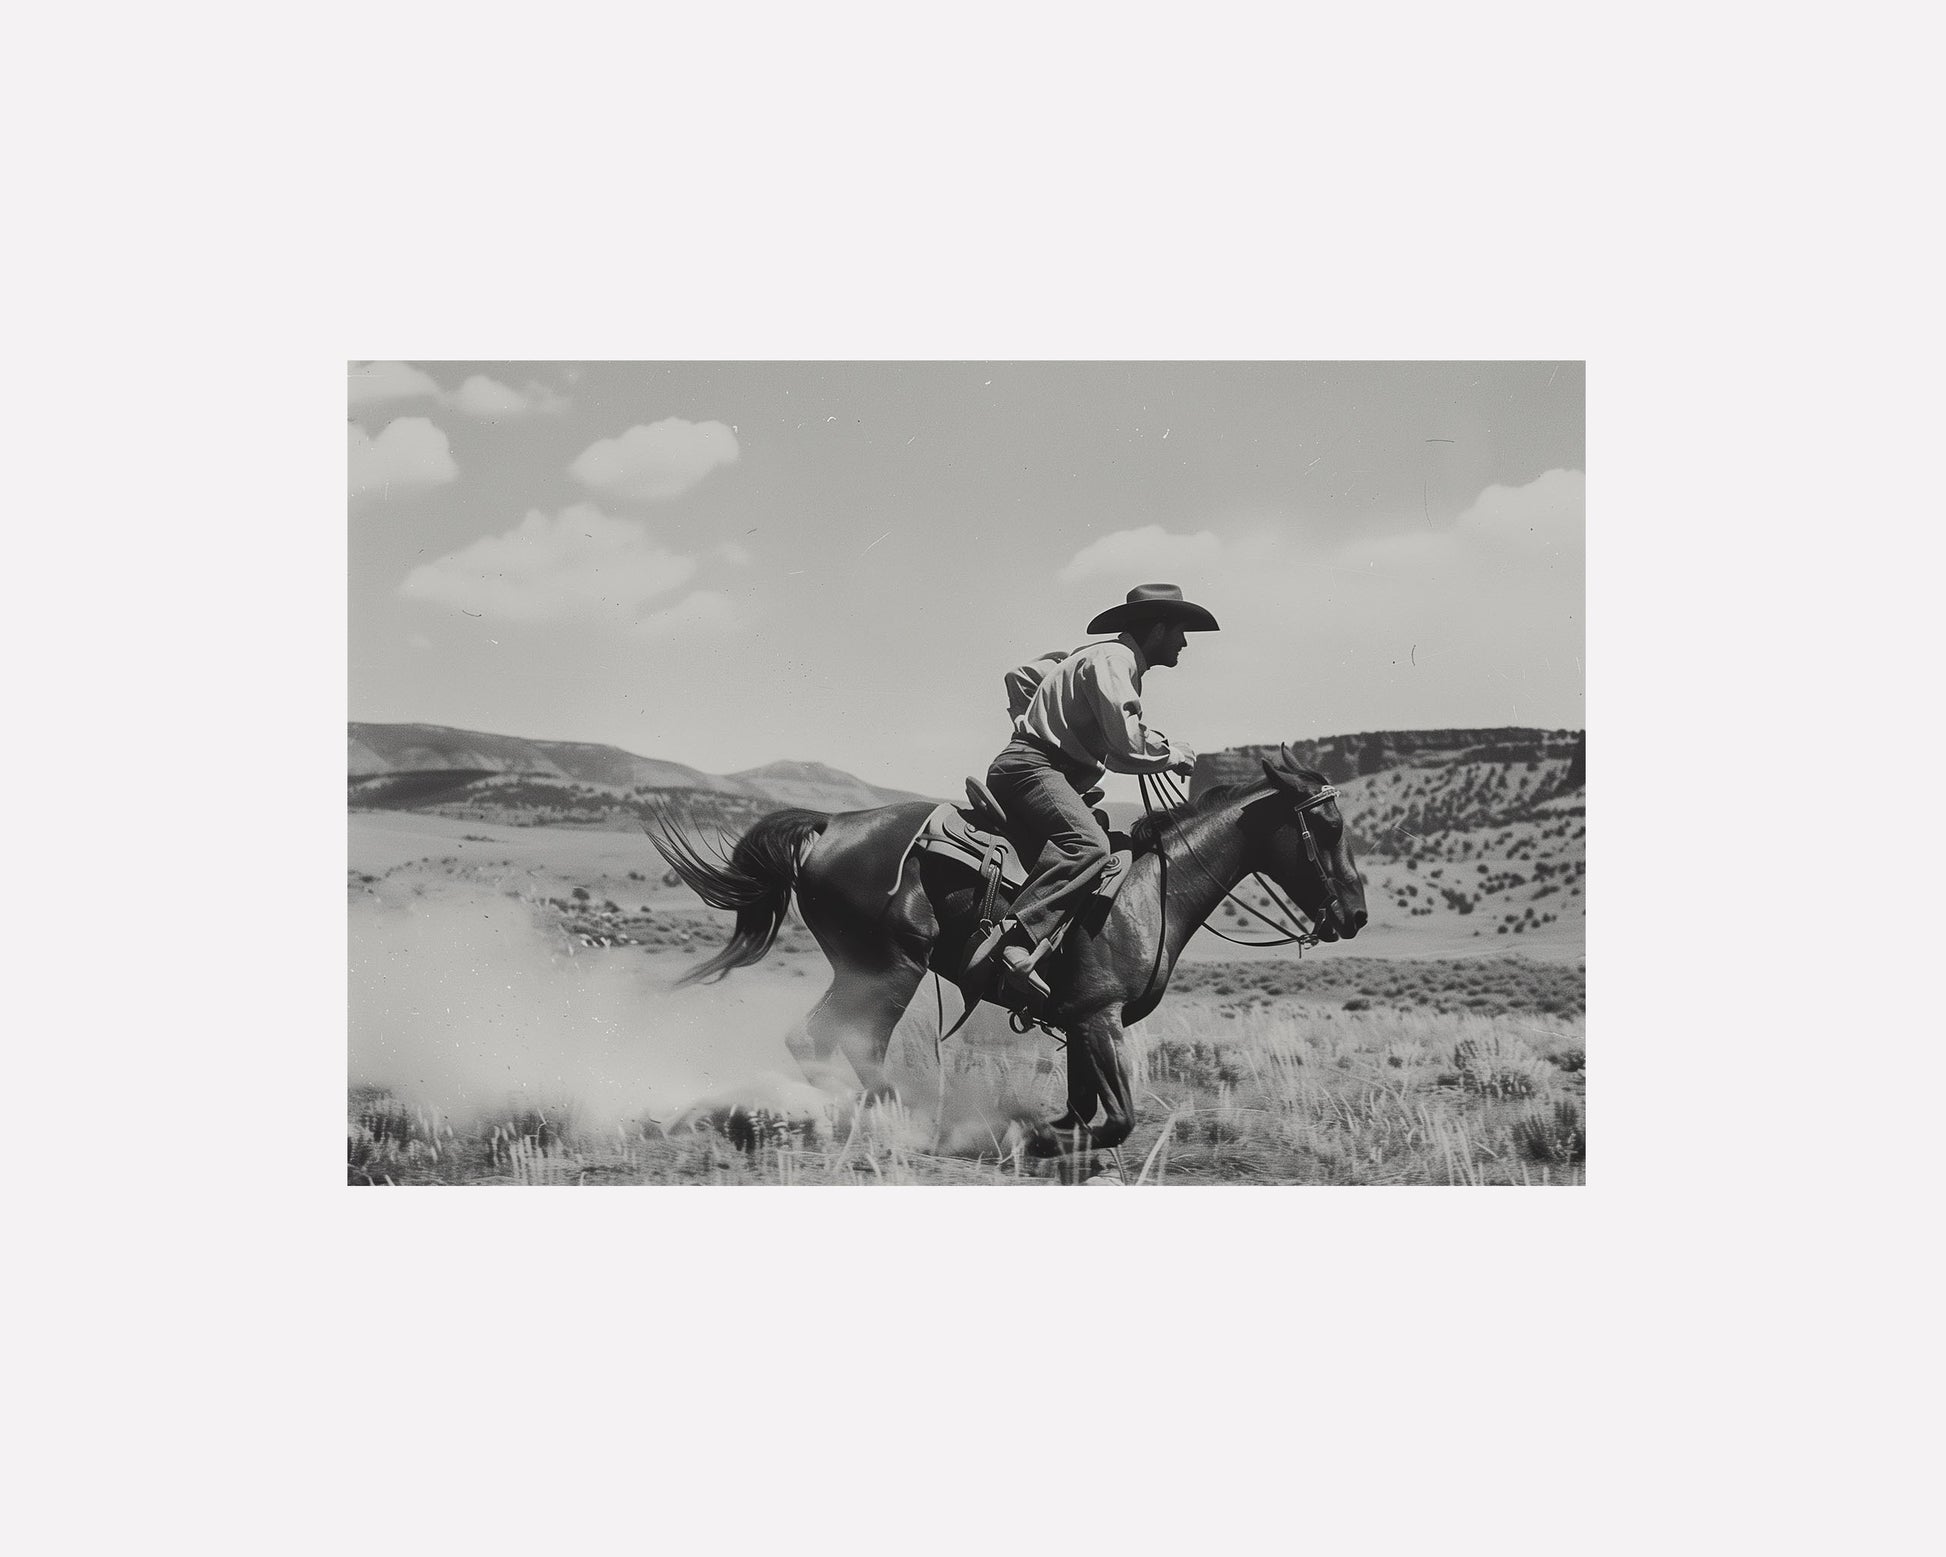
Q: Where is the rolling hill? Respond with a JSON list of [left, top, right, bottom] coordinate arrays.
[[348, 722, 933, 831], [726, 760, 928, 813], [1189, 727, 1585, 955], [1193, 728, 1584, 857]]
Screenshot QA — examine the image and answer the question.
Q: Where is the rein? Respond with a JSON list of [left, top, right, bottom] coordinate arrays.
[[1136, 771, 1340, 952]]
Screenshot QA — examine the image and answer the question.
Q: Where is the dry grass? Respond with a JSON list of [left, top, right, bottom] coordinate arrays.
[[349, 958, 1586, 1187]]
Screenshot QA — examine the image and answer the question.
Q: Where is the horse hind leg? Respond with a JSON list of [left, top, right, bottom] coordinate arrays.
[[804, 958, 926, 1104], [786, 986, 854, 1094]]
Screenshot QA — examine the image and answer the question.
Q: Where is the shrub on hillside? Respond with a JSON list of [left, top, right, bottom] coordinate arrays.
[[1452, 1034, 1547, 1099], [1513, 1100, 1585, 1164], [1147, 1039, 1246, 1089]]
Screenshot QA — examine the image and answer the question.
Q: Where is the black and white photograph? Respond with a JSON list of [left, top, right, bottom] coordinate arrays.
[[350, 361, 1585, 1184], [15, 4, 1935, 1551]]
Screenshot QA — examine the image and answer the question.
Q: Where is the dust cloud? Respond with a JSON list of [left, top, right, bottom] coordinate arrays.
[[349, 885, 826, 1131]]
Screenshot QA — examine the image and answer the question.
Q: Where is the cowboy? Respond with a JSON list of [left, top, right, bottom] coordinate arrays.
[[968, 583, 1219, 997]]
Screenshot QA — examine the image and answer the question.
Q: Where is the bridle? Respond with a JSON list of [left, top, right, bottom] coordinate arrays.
[[1285, 782, 1347, 933], [1136, 768, 1345, 964]]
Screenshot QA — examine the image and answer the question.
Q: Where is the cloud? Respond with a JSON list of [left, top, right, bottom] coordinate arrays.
[[569, 418, 740, 502], [453, 374, 570, 420], [626, 589, 737, 639], [349, 418, 457, 505], [1454, 467, 1583, 549], [715, 540, 754, 566], [349, 361, 441, 408], [1334, 468, 1583, 578], [1062, 474, 1583, 601], [1145, 468, 1585, 739], [398, 504, 697, 623], [1059, 524, 1227, 582], [350, 361, 573, 419]]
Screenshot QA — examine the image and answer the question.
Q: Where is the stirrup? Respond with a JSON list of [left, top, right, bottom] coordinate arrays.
[[965, 918, 1015, 978]]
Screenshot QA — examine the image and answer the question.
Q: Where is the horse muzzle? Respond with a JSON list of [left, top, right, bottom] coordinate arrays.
[[1328, 903, 1367, 941]]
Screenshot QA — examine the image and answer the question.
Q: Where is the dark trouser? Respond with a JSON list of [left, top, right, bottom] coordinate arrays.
[[986, 738, 1111, 943]]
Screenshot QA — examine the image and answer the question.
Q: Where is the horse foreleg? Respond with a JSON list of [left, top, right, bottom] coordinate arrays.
[[1020, 1031, 1092, 1156], [1072, 1010, 1134, 1149], [1027, 1009, 1135, 1157], [1046, 1027, 1100, 1134]]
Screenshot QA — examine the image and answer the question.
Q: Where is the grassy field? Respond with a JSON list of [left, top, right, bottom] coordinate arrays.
[[349, 952, 1585, 1187]]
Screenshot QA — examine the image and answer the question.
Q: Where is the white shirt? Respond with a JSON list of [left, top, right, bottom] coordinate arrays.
[[1007, 634, 1180, 780]]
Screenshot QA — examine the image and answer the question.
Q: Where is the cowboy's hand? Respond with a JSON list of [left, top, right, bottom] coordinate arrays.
[[1168, 742, 1198, 776]]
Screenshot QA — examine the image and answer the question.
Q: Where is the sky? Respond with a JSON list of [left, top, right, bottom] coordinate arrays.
[[350, 362, 1583, 798]]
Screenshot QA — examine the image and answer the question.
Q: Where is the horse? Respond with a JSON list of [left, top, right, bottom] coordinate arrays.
[[649, 743, 1367, 1159]]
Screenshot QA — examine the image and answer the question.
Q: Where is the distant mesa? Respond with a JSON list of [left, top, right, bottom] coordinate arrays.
[[1192, 727, 1583, 791]]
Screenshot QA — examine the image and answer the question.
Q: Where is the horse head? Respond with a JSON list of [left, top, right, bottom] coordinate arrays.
[[1256, 743, 1368, 941]]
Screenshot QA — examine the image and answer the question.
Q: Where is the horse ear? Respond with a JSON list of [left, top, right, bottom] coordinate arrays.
[[1260, 758, 1305, 794], [1279, 742, 1300, 772]]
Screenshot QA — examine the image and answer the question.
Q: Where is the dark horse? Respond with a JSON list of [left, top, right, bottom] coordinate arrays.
[[650, 744, 1367, 1158]]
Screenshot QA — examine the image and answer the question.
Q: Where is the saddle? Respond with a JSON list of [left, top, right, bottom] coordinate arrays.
[[899, 778, 1137, 1034], [906, 779, 1131, 904]]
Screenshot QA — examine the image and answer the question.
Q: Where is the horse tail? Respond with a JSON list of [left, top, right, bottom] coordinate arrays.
[[645, 809, 828, 987]]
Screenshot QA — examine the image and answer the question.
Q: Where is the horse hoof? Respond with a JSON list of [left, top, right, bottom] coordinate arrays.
[[1022, 1123, 1069, 1160], [1051, 1152, 1122, 1185]]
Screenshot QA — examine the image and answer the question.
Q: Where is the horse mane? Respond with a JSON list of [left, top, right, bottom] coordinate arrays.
[[1127, 765, 1331, 851], [1128, 781, 1249, 849]]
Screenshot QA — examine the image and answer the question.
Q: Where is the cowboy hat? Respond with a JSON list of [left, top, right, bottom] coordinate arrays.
[[1086, 583, 1220, 635]]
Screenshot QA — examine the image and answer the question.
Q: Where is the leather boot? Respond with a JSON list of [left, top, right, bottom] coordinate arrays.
[[999, 941, 1051, 1000]]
